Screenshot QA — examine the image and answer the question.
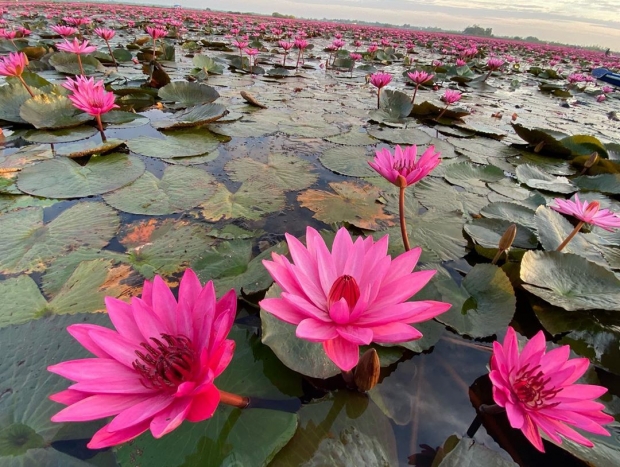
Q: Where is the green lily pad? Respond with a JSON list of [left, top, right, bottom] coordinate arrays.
[[261, 285, 340, 378], [0, 202, 118, 274], [17, 153, 145, 198], [535, 206, 607, 267], [411, 100, 470, 119], [226, 153, 317, 191], [198, 181, 286, 222], [54, 138, 125, 158], [298, 181, 394, 231], [19, 94, 92, 129], [560, 135, 609, 159], [158, 81, 220, 106], [23, 126, 98, 144], [0, 83, 41, 123], [49, 52, 104, 75], [412, 177, 489, 216], [192, 240, 288, 296], [103, 166, 217, 215], [0, 144, 53, 170], [521, 251, 620, 311], [465, 217, 538, 249], [126, 129, 221, 159], [325, 130, 377, 146], [209, 111, 285, 138], [0, 276, 48, 328], [320, 146, 376, 178], [511, 123, 570, 156], [0, 195, 58, 213], [165, 149, 220, 166], [515, 164, 576, 193], [0, 313, 115, 466], [481, 202, 537, 229], [101, 110, 149, 128], [443, 162, 504, 194], [152, 103, 228, 129], [116, 327, 299, 467], [574, 174, 620, 194], [508, 152, 576, 176], [366, 126, 431, 145], [416, 264, 516, 338], [369, 89, 413, 123], [278, 116, 341, 138], [270, 391, 398, 467], [120, 218, 215, 279], [192, 54, 224, 75], [437, 437, 518, 467]]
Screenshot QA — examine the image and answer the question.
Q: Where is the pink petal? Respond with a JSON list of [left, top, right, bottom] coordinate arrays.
[[88, 419, 151, 449], [131, 296, 167, 343], [49, 389, 88, 405], [87, 327, 141, 367], [260, 297, 306, 324], [151, 275, 178, 333], [48, 358, 135, 382], [105, 297, 143, 343], [108, 394, 173, 431], [328, 298, 350, 325], [51, 394, 152, 422], [370, 322, 423, 343], [176, 269, 202, 337], [67, 324, 113, 358], [521, 414, 545, 452], [505, 401, 525, 429], [208, 339, 235, 378], [296, 318, 338, 342], [185, 384, 220, 422], [336, 325, 373, 345], [323, 336, 360, 371], [150, 398, 192, 438]]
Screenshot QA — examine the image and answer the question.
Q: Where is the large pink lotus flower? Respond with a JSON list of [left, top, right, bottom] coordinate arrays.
[[146, 26, 167, 39], [369, 71, 392, 89], [369, 145, 441, 188], [63, 76, 118, 116], [260, 227, 451, 371], [407, 70, 434, 86], [490, 327, 613, 452], [57, 37, 97, 55], [48, 270, 238, 449], [0, 51, 28, 77], [51, 25, 78, 36], [550, 194, 620, 231]]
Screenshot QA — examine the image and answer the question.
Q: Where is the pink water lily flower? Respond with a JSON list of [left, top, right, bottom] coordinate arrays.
[[407, 70, 433, 86], [490, 327, 613, 452], [94, 27, 115, 41], [0, 51, 28, 77], [260, 227, 451, 371], [369, 145, 441, 188], [51, 25, 78, 37], [57, 37, 97, 55], [369, 71, 392, 109], [441, 89, 462, 105], [550, 194, 620, 231], [48, 270, 238, 449], [146, 26, 167, 39]]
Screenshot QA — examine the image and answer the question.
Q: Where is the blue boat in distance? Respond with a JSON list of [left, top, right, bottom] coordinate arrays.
[[592, 68, 620, 87]]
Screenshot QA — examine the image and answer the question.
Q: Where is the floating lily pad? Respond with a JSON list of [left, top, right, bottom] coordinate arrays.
[[561, 135, 609, 159], [17, 153, 145, 198], [209, 112, 284, 138], [325, 130, 377, 146], [152, 103, 228, 129], [298, 181, 394, 231], [192, 54, 224, 75], [192, 240, 288, 296], [120, 218, 215, 279], [366, 126, 431, 145], [101, 110, 149, 128], [104, 166, 217, 215], [416, 264, 516, 338], [0, 276, 48, 328], [0, 313, 116, 466], [198, 181, 286, 222], [165, 149, 220, 166], [521, 251, 620, 311], [0, 202, 118, 274], [19, 94, 92, 129], [0, 194, 58, 213], [574, 174, 620, 194], [444, 162, 504, 194], [508, 152, 576, 176], [23, 125, 98, 143], [511, 123, 570, 156], [158, 81, 220, 106], [481, 202, 537, 229], [437, 437, 518, 467], [516, 164, 576, 193], [278, 117, 341, 138], [535, 206, 607, 267], [412, 177, 489, 216], [369, 89, 413, 123], [270, 391, 398, 467], [465, 217, 538, 249], [226, 153, 317, 191], [54, 138, 125, 158], [319, 146, 376, 177], [0, 144, 53, 170], [49, 52, 104, 75], [116, 327, 299, 467], [0, 83, 41, 123], [126, 129, 221, 159]]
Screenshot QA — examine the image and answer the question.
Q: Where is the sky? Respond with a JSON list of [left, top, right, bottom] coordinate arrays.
[[158, 0, 620, 48]]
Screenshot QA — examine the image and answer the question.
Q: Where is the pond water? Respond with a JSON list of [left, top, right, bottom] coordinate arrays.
[[1, 3, 620, 467]]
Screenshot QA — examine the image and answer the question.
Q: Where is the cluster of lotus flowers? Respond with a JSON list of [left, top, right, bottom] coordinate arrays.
[[45, 142, 618, 451], [1, 4, 619, 457]]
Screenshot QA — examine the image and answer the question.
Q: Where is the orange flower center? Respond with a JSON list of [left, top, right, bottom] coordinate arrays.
[[133, 334, 195, 390], [328, 275, 360, 309]]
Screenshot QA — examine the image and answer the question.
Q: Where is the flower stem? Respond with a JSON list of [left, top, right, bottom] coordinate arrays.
[[436, 104, 449, 121], [377, 88, 381, 109], [282, 52, 287, 66], [341, 370, 355, 386], [411, 85, 418, 104], [18, 75, 35, 98], [556, 221, 585, 251], [95, 114, 106, 141], [296, 50, 302, 69], [105, 40, 118, 68], [399, 185, 411, 252], [483, 69, 493, 82], [219, 390, 249, 409], [77, 54, 84, 76], [465, 414, 482, 438]]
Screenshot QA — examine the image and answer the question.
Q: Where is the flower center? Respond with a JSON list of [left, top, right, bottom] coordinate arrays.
[[133, 334, 196, 390], [583, 201, 600, 221], [327, 275, 360, 309], [513, 365, 561, 410]]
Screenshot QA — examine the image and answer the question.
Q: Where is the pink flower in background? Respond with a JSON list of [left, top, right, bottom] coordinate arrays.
[[51, 25, 78, 36], [278, 40, 293, 51], [441, 89, 462, 105], [455, 58, 466, 66], [370, 71, 392, 89], [48, 270, 238, 449], [487, 57, 505, 70], [407, 70, 433, 85], [94, 27, 115, 41], [0, 51, 28, 77], [567, 73, 585, 84], [0, 28, 17, 40], [550, 194, 620, 231], [602, 85, 614, 94], [349, 53, 362, 61], [57, 37, 97, 54], [146, 26, 167, 39], [369, 145, 441, 187], [490, 327, 613, 452], [260, 227, 451, 371], [597, 94, 606, 102]]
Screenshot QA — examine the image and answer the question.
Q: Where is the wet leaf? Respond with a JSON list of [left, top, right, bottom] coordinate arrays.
[[0, 83, 41, 123], [152, 103, 227, 129], [17, 153, 145, 198], [437, 437, 518, 467], [158, 81, 220, 106], [0, 276, 48, 328], [574, 174, 620, 194], [19, 94, 92, 129], [521, 251, 620, 311], [49, 52, 104, 75], [465, 217, 538, 249], [226, 153, 317, 191], [54, 138, 125, 158], [23, 125, 97, 144], [126, 128, 221, 159], [367, 126, 431, 145], [104, 166, 218, 215], [515, 164, 576, 194]]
